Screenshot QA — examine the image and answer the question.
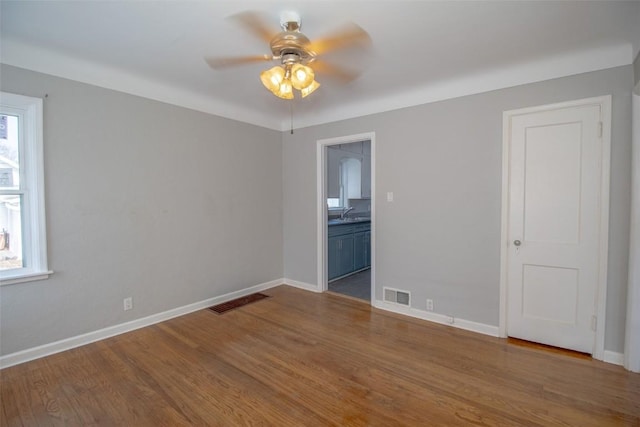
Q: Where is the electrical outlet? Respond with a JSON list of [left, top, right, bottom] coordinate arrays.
[[426, 299, 434, 311], [446, 316, 454, 324], [123, 297, 133, 311]]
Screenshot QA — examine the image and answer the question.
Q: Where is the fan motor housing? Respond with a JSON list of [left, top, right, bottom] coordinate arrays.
[[270, 30, 316, 64]]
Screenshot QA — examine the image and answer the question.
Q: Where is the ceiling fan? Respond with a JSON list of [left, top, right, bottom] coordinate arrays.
[[204, 11, 371, 100]]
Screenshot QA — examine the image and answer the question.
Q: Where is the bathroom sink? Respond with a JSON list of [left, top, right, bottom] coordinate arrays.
[[328, 217, 371, 225]]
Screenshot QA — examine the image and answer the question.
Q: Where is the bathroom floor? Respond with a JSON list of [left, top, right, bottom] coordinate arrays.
[[328, 268, 371, 301]]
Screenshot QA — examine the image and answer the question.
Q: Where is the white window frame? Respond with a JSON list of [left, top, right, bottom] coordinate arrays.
[[0, 92, 51, 285]]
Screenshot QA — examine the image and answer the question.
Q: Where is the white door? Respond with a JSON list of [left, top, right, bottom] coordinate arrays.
[[504, 97, 610, 354]]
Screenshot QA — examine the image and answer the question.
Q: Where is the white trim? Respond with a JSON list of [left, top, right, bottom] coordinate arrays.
[[316, 142, 326, 292], [499, 95, 612, 360], [283, 278, 321, 293], [626, 92, 640, 372], [498, 110, 511, 338], [1, 38, 280, 131], [0, 91, 49, 283], [289, 45, 632, 131], [595, 96, 612, 361], [375, 299, 622, 367], [373, 300, 500, 337], [2, 37, 632, 132], [0, 278, 284, 369], [2, 276, 623, 369], [603, 351, 625, 366], [370, 139, 376, 301], [316, 133, 376, 303], [289, 45, 631, 131], [0, 270, 53, 286]]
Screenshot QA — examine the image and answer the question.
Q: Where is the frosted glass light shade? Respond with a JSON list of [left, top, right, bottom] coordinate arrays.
[[274, 80, 294, 99], [290, 64, 315, 90], [260, 64, 319, 99], [260, 66, 285, 93], [300, 80, 320, 98]]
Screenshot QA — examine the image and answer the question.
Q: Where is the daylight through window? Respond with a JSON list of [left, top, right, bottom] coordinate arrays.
[[0, 92, 50, 284]]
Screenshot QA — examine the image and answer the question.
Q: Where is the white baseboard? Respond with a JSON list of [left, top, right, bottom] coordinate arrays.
[[283, 278, 321, 293], [373, 299, 500, 337], [3, 280, 625, 371], [0, 278, 284, 369], [603, 350, 624, 366], [372, 301, 629, 367], [373, 299, 630, 367]]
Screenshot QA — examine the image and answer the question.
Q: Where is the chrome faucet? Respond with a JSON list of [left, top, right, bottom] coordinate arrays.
[[341, 206, 355, 219]]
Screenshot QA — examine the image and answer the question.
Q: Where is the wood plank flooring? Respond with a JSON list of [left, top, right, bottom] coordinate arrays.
[[1, 285, 639, 426]]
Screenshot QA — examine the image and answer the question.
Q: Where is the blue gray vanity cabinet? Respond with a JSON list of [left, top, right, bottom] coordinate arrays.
[[328, 223, 355, 280], [328, 220, 371, 280], [364, 231, 371, 266], [327, 236, 341, 280], [354, 230, 371, 271]]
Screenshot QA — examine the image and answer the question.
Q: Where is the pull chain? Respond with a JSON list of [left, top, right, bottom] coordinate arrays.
[[290, 102, 294, 134]]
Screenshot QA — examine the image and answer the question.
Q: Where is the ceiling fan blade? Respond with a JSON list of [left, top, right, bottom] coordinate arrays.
[[229, 11, 279, 44], [205, 55, 273, 69], [307, 23, 372, 55], [311, 60, 361, 83]]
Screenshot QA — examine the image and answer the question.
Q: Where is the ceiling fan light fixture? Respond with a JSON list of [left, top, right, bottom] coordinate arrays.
[[290, 63, 315, 90], [260, 66, 285, 94], [260, 63, 317, 99], [206, 11, 372, 102], [300, 79, 320, 98], [274, 79, 294, 99]]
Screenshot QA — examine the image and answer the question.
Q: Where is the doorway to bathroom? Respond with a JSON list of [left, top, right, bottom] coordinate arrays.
[[316, 133, 375, 303]]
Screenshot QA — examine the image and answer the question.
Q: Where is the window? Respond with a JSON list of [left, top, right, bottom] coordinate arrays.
[[326, 198, 341, 208], [340, 157, 362, 207], [0, 92, 50, 285]]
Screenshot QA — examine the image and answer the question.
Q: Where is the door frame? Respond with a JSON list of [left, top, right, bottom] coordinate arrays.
[[499, 96, 612, 360], [316, 132, 375, 302], [626, 91, 640, 372]]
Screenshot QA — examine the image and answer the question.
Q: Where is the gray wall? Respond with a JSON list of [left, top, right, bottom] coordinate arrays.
[[0, 63, 633, 357], [634, 51, 640, 91], [0, 65, 283, 355], [283, 65, 633, 353]]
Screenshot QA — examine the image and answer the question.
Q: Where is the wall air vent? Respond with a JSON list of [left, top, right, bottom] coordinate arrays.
[[383, 287, 410, 306]]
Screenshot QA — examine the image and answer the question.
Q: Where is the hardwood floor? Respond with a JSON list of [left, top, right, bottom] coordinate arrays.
[[2, 285, 639, 426]]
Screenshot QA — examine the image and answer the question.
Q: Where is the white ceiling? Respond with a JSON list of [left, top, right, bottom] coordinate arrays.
[[1, 1, 639, 131]]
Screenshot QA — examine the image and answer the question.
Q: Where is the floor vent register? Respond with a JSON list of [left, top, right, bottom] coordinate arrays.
[[209, 293, 270, 314]]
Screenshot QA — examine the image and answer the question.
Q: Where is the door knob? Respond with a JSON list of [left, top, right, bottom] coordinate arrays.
[[513, 240, 521, 247]]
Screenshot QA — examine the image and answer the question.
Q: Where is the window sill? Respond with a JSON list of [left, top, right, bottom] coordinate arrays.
[[0, 270, 53, 286]]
